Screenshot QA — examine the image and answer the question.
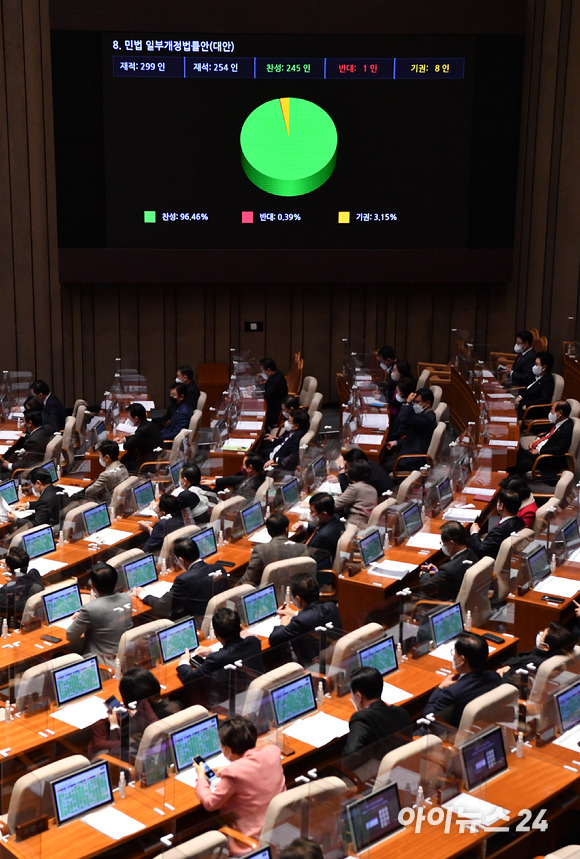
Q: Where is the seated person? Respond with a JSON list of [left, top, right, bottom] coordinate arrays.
[[23, 394, 55, 431], [66, 563, 133, 665], [193, 716, 285, 856], [177, 608, 264, 706], [342, 666, 411, 760], [173, 462, 210, 522], [386, 360, 416, 419], [29, 379, 67, 431], [213, 453, 266, 501], [85, 440, 129, 504], [298, 492, 344, 566], [139, 493, 184, 553], [334, 460, 378, 529], [264, 408, 310, 471], [497, 622, 574, 686], [269, 573, 342, 666], [423, 632, 504, 727], [338, 447, 394, 495], [279, 840, 323, 859], [0, 409, 54, 477], [418, 521, 479, 601], [117, 403, 163, 474], [259, 357, 288, 431], [376, 345, 398, 400], [27, 466, 62, 527], [136, 536, 229, 619], [160, 383, 193, 441], [514, 350, 555, 420], [502, 330, 536, 388], [239, 512, 309, 586], [498, 474, 537, 529], [386, 378, 415, 438], [0, 546, 43, 623], [467, 488, 524, 560], [260, 395, 300, 457], [510, 399, 573, 477], [381, 388, 436, 476]]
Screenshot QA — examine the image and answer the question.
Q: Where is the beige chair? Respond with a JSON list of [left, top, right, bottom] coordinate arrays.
[[456, 556, 494, 628], [254, 475, 273, 503], [396, 470, 422, 503], [392, 421, 447, 479], [434, 401, 448, 422], [44, 432, 63, 466], [430, 385, 443, 410], [493, 528, 535, 602], [374, 735, 444, 795], [328, 622, 384, 678], [188, 408, 203, 435], [110, 475, 140, 519], [544, 848, 580, 859], [308, 391, 323, 418], [333, 522, 358, 574], [299, 429, 317, 448], [533, 496, 559, 537], [568, 398, 580, 419], [455, 683, 519, 745], [210, 495, 246, 524], [152, 832, 228, 859], [528, 649, 580, 715], [242, 662, 304, 718], [196, 391, 207, 415], [553, 469, 576, 504], [200, 583, 255, 639], [0, 755, 90, 835], [261, 556, 317, 602], [308, 410, 323, 437], [134, 705, 209, 778], [74, 401, 88, 442], [138, 429, 193, 477], [367, 496, 397, 528], [16, 653, 84, 712], [158, 524, 200, 565], [416, 368, 431, 389], [62, 500, 98, 541], [117, 618, 173, 672], [60, 415, 77, 471], [299, 376, 318, 409]]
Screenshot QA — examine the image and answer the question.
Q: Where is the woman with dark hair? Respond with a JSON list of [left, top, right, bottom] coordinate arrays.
[[193, 716, 286, 855], [334, 460, 378, 528], [0, 546, 43, 623]]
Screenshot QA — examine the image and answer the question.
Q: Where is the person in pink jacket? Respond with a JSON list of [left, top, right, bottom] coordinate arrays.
[[193, 716, 286, 854]]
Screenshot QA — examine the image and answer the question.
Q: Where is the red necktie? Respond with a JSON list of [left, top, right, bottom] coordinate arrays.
[[530, 424, 556, 452]]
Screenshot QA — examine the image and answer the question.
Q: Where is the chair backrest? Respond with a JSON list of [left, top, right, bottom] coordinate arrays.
[[430, 385, 442, 410], [308, 392, 323, 418], [110, 475, 140, 519], [308, 410, 322, 437], [44, 432, 63, 465], [416, 368, 431, 390], [108, 548, 146, 589], [427, 421, 447, 463], [434, 401, 448, 422], [254, 475, 273, 503], [242, 662, 305, 718], [396, 470, 422, 503], [21, 577, 78, 626], [456, 683, 519, 745], [16, 653, 84, 711], [196, 391, 207, 415], [374, 735, 443, 794], [62, 500, 98, 541], [5, 755, 90, 834], [494, 528, 534, 601], [158, 524, 200, 565], [534, 496, 559, 537], [299, 376, 318, 408], [117, 618, 173, 672], [169, 429, 192, 465], [333, 522, 358, 574], [455, 556, 494, 627], [328, 622, 384, 676], [568, 398, 580, 419], [261, 556, 317, 602], [543, 847, 580, 859], [74, 403, 87, 436], [200, 583, 256, 639], [188, 409, 203, 435], [569, 417, 580, 459], [367, 496, 397, 528], [553, 470, 576, 504], [552, 373, 565, 402], [152, 832, 228, 859], [60, 415, 77, 469], [299, 430, 316, 448], [285, 352, 304, 395], [72, 398, 88, 418], [210, 494, 246, 524], [135, 704, 209, 778], [260, 776, 347, 851]]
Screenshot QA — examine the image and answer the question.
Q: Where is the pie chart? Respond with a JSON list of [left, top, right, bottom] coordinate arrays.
[[240, 97, 338, 196]]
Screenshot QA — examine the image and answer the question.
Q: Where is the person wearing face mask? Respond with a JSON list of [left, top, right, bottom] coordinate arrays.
[[498, 474, 537, 529], [0, 409, 54, 478], [342, 666, 411, 761], [376, 345, 398, 398], [140, 493, 185, 552], [66, 563, 132, 666], [514, 351, 555, 420], [118, 402, 163, 474], [85, 440, 129, 504], [418, 521, 479, 601], [496, 622, 574, 686], [239, 512, 309, 586], [387, 377, 415, 428], [268, 573, 342, 666], [298, 492, 344, 563], [213, 453, 266, 501], [423, 632, 504, 727], [264, 408, 310, 471], [338, 447, 394, 495], [381, 388, 436, 477], [334, 459, 378, 528], [502, 330, 536, 388], [259, 395, 300, 456], [173, 462, 210, 522], [0, 546, 43, 624], [510, 399, 574, 477], [175, 364, 200, 410], [468, 488, 524, 560], [259, 357, 288, 431], [26, 467, 63, 527], [135, 537, 228, 619], [159, 383, 193, 440]]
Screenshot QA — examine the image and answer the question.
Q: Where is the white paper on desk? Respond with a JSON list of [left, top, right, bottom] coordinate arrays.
[[367, 559, 417, 578], [82, 806, 146, 839], [316, 480, 342, 496], [487, 393, 511, 399], [222, 439, 254, 451], [82, 527, 134, 546], [488, 439, 519, 449], [352, 433, 383, 446], [283, 711, 349, 748], [32, 558, 68, 577], [0, 446, 9, 455], [533, 576, 580, 599], [406, 532, 442, 550], [568, 548, 580, 563], [442, 506, 480, 523], [442, 793, 509, 828], [360, 414, 389, 431], [235, 420, 262, 430], [489, 416, 518, 424], [381, 683, 412, 704], [431, 641, 495, 662], [52, 614, 76, 630], [553, 725, 580, 751], [54, 484, 84, 497], [139, 580, 172, 599], [135, 507, 158, 517], [246, 616, 280, 638], [241, 410, 264, 417], [50, 695, 109, 729], [462, 487, 496, 497], [117, 442, 124, 451], [0, 431, 21, 440], [14, 509, 34, 519], [481, 370, 494, 378], [362, 397, 385, 407], [115, 421, 136, 435], [354, 374, 372, 381], [248, 527, 272, 544], [176, 753, 229, 787]]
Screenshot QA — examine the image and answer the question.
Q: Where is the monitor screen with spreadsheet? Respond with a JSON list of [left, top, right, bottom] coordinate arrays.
[[53, 656, 102, 706], [43, 583, 82, 625], [359, 529, 384, 568], [242, 584, 278, 627], [123, 553, 158, 590], [358, 636, 398, 677], [170, 459, 184, 487], [133, 480, 155, 511], [281, 477, 300, 509], [83, 503, 111, 535], [401, 502, 422, 538], [271, 673, 316, 727], [436, 476, 453, 510], [241, 501, 265, 536], [51, 761, 113, 826], [192, 526, 217, 559], [460, 726, 508, 791], [170, 714, 221, 772], [0, 480, 18, 506], [346, 782, 403, 853], [555, 680, 580, 734], [41, 460, 58, 483], [310, 456, 327, 484], [158, 616, 199, 663], [564, 519, 580, 555], [22, 525, 56, 559], [525, 543, 550, 586], [430, 602, 463, 648]]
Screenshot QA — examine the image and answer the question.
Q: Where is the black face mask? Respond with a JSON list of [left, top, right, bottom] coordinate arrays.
[[169, 396, 178, 405]]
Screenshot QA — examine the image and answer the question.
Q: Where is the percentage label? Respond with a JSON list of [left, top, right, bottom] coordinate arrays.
[[276, 213, 301, 221], [179, 213, 209, 221]]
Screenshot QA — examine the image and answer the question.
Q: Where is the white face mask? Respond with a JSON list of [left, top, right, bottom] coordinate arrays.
[[261, 372, 268, 380], [308, 513, 319, 528], [284, 420, 293, 432], [514, 343, 523, 353], [441, 543, 451, 557], [391, 370, 400, 382], [532, 365, 542, 376], [351, 693, 360, 711], [452, 653, 461, 672], [98, 455, 106, 467], [549, 411, 558, 424], [32, 485, 42, 497], [535, 632, 544, 649], [379, 362, 388, 371], [412, 402, 424, 414], [175, 376, 182, 384], [395, 393, 405, 403]]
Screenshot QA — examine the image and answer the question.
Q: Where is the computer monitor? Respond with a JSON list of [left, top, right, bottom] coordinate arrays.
[[51, 761, 113, 826], [83, 503, 111, 536], [242, 584, 278, 627], [245, 850, 272, 859], [192, 526, 217, 560], [345, 783, 403, 853], [271, 673, 317, 727], [309, 455, 327, 486], [158, 617, 199, 664], [358, 636, 398, 678], [281, 477, 300, 509], [133, 480, 155, 511], [460, 726, 508, 791], [42, 583, 82, 626], [359, 529, 384, 569], [524, 542, 550, 587], [52, 655, 102, 706], [241, 501, 265, 536], [123, 553, 158, 590], [430, 602, 464, 648], [555, 679, 580, 734], [169, 714, 221, 773], [401, 502, 422, 539], [41, 460, 58, 483], [22, 525, 56, 559], [436, 476, 454, 511], [0, 479, 18, 506], [170, 458, 184, 488], [563, 519, 580, 556]]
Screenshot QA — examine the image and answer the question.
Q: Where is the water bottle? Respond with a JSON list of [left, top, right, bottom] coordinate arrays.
[[160, 557, 167, 576], [317, 681, 325, 705], [217, 529, 224, 548], [416, 785, 425, 809], [396, 641, 403, 663], [1, 618, 7, 639], [118, 771, 126, 799], [114, 656, 121, 681], [465, 610, 472, 632], [285, 585, 291, 606], [516, 731, 524, 758]]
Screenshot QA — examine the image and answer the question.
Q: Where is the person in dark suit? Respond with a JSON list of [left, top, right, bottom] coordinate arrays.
[[177, 608, 264, 706], [512, 399, 574, 476], [66, 563, 132, 666], [376, 345, 398, 401], [137, 537, 229, 619], [117, 402, 163, 473], [174, 462, 211, 522], [514, 351, 555, 420], [423, 632, 504, 727], [381, 387, 436, 475], [176, 364, 200, 411], [503, 330, 536, 388], [339, 447, 394, 495], [30, 380, 67, 431], [419, 520, 479, 601], [264, 409, 309, 471], [239, 512, 309, 586], [213, 453, 266, 501], [259, 395, 301, 457], [467, 488, 524, 560], [0, 546, 43, 624], [299, 492, 344, 565], [140, 493, 184, 553], [27, 467, 63, 527], [0, 410, 54, 478], [259, 357, 288, 431], [497, 622, 574, 687], [342, 666, 411, 759], [160, 383, 193, 440], [269, 573, 342, 666]]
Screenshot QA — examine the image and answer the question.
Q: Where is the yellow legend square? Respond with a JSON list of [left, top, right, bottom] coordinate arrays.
[[338, 210, 350, 224]]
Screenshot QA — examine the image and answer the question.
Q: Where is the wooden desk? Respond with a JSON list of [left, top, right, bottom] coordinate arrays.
[[508, 561, 580, 649]]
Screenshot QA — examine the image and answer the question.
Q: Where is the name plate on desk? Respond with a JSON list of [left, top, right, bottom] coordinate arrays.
[[15, 815, 49, 840]]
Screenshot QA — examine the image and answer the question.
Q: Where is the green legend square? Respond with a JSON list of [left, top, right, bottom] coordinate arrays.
[[144, 210, 156, 223]]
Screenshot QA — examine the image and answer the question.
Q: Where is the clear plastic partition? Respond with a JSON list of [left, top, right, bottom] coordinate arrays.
[[344, 352, 383, 388]]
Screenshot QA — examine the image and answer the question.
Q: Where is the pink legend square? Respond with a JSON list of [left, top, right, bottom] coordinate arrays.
[[241, 211, 254, 223]]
